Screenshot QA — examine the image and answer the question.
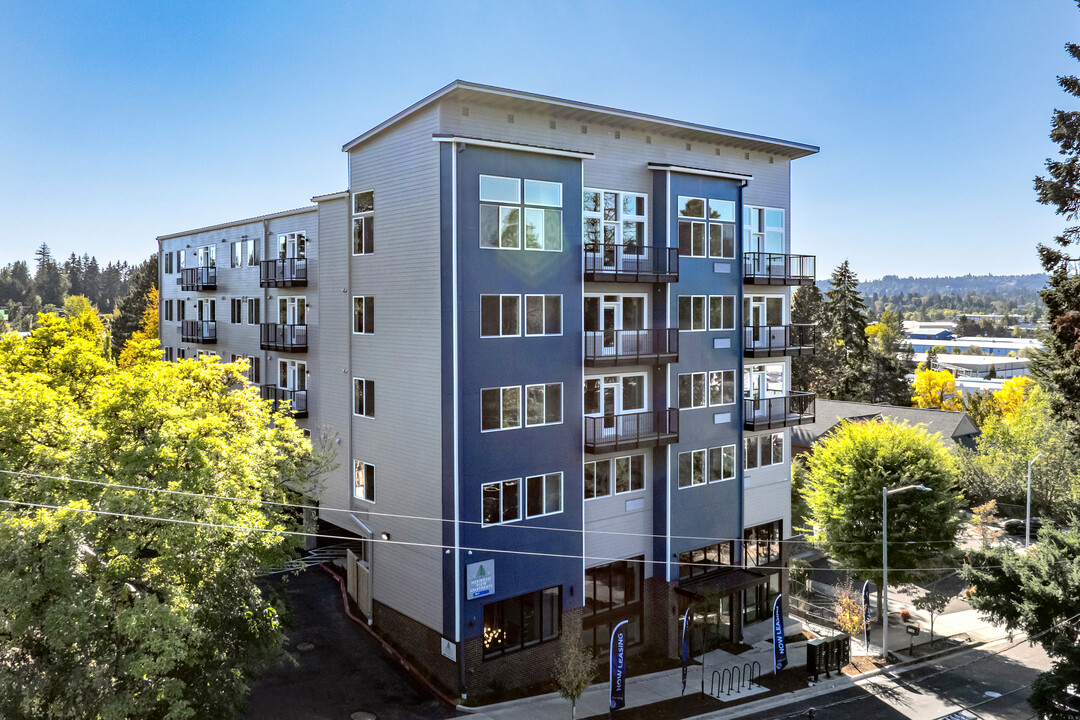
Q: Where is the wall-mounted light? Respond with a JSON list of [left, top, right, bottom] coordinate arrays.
[[380, 532, 391, 541]]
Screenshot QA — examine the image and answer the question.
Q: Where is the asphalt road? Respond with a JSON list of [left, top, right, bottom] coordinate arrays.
[[733, 640, 1052, 720], [242, 567, 459, 720]]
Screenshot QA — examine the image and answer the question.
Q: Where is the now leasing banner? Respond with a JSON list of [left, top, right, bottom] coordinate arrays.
[[680, 608, 690, 695], [609, 620, 628, 711], [862, 580, 871, 650], [772, 594, 788, 674]]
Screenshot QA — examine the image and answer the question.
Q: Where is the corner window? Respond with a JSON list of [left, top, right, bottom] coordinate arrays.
[[709, 295, 735, 331], [526, 472, 562, 518], [353, 377, 374, 418], [678, 449, 706, 488], [482, 587, 560, 658], [482, 478, 521, 525], [481, 386, 521, 431], [353, 296, 374, 334], [583, 558, 643, 657], [678, 372, 707, 410], [352, 190, 374, 255], [744, 519, 783, 568], [679, 542, 734, 581], [480, 295, 520, 337], [524, 295, 561, 336], [525, 383, 562, 426], [353, 460, 375, 503], [678, 295, 706, 331]]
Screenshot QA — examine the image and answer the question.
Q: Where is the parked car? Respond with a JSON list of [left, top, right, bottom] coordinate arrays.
[[1003, 517, 1045, 535], [1051, 684, 1080, 716]]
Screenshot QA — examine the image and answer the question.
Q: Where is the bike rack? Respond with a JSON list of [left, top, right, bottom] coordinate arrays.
[[742, 660, 761, 688], [710, 669, 722, 697]]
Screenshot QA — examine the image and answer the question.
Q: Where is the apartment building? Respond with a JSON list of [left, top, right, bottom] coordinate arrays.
[[157, 81, 818, 699]]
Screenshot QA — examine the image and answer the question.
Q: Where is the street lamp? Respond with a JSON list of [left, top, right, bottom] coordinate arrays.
[[882, 484, 932, 662], [1026, 453, 1045, 548]]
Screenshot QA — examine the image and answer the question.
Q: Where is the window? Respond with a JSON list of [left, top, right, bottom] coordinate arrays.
[[743, 205, 785, 255], [678, 542, 734, 581], [677, 196, 706, 259], [710, 445, 736, 483], [230, 298, 242, 324], [678, 196, 706, 219], [480, 175, 520, 203], [678, 295, 706, 331], [163, 346, 173, 362], [231, 241, 243, 268], [245, 356, 260, 384], [584, 454, 645, 499], [524, 179, 562, 206], [582, 188, 647, 254], [708, 199, 736, 259], [709, 295, 735, 331], [482, 586, 560, 658], [584, 374, 646, 416], [247, 298, 260, 325], [481, 386, 521, 431], [278, 359, 306, 390], [583, 557, 643, 656], [352, 190, 374, 254], [197, 298, 215, 322], [709, 370, 735, 406], [525, 472, 562, 518], [197, 245, 215, 268], [177, 250, 186, 270], [163, 299, 173, 322], [482, 478, 521, 525], [353, 460, 375, 503], [353, 296, 374, 334], [678, 372, 707, 409], [678, 449, 706, 488], [177, 301, 186, 322], [353, 378, 374, 418], [176, 348, 186, 360], [524, 295, 561, 336], [524, 208, 562, 251], [480, 175, 521, 249], [744, 520, 783, 568], [744, 432, 784, 470], [278, 232, 306, 259], [247, 238, 256, 266], [525, 383, 562, 426], [480, 295, 520, 337], [278, 296, 305, 325], [163, 252, 173, 274]]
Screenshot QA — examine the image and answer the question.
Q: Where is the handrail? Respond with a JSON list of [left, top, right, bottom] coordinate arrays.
[[260, 258, 308, 287], [260, 323, 308, 351], [743, 252, 815, 284], [743, 392, 816, 429], [583, 408, 678, 453], [743, 324, 817, 355], [583, 328, 678, 365], [180, 320, 216, 343], [584, 243, 679, 282], [180, 266, 217, 290]]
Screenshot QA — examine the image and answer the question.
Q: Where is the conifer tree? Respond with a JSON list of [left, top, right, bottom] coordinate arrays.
[[818, 261, 872, 400]]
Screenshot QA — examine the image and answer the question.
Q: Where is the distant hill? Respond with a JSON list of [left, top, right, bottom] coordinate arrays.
[[816, 273, 1048, 298]]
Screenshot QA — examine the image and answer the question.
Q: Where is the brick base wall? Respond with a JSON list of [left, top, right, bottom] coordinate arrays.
[[372, 599, 460, 697], [643, 576, 678, 657]]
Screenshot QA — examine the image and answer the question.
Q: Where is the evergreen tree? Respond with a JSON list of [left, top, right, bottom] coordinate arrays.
[[111, 254, 158, 357], [31, 244, 68, 307], [818, 261, 872, 400], [1033, 28, 1080, 448], [790, 284, 825, 392]]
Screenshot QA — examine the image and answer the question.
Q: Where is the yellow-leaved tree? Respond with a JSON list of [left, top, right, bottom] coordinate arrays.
[[911, 368, 962, 411], [992, 376, 1035, 420], [117, 287, 159, 368]]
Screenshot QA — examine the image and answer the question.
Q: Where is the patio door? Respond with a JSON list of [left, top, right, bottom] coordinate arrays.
[[744, 296, 784, 350], [585, 295, 646, 356], [279, 296, 306, 325], [584, 374, 646, 439], [744, 363, 784, 420], [279, 360, 306, 391]]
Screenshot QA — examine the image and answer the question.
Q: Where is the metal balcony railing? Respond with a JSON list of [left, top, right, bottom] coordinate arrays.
[[743, 392, 816, 431], [260, 258, 308, 288], [180, 320, 216, 344], [743, 253, 815, 286], [584, 328, 678, 367], [180, 266, 217, 291], [260, 385, 308, 418], [584, 408, 679, 454], [260, 323, 308, 352], [584, 243, 679, 283], [743, 324, 817, 358]]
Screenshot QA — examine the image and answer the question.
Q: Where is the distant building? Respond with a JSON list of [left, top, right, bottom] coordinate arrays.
[[914, 352, 1030, 379], [906, 336, 1041, 357], [902, 320, 955, 340], [791, 400, 979, 454]]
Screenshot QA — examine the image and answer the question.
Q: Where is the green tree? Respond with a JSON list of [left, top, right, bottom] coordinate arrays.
[[801, 419, 964, 624], [962, 525, 1080, 718], [791, 283, 825, 392], [118, 287, 159, 369], [112, 253, 159, 357], [817, 261, 872, 400], [865, 309, 913, 405], [553, 620, 595, 720], [32, 243, 69, 308], [912, 589, 950, 647], [0, 308, 315, 719]]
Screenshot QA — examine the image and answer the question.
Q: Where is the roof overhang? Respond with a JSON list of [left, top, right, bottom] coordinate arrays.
[[647, 162, 753, 182], [311, 190, 350, 203], [156, 205, 316, 242], [432, 134, 595, 159]]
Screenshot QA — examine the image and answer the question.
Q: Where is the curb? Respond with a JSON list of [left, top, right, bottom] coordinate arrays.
[[317, 563, 458, 708], [694, 675, 855, 719]]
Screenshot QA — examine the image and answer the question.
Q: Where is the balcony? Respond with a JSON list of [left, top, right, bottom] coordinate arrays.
[[743, 253, 815, 286], [260, 385, 308, 418], [584, 408, 679, 454], [181, 320, 216, 344], [260, 323, 308, 352], [743, 325, 817, 358], [584, 244, 679, 283], [180, 266, 217, 291], [584, 328, 678, 367], [260, 258, 308, 288], [743, 393, 816, 431]]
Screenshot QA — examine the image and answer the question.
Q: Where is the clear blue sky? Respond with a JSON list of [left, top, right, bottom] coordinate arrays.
[[1, 1, 1076, 281]]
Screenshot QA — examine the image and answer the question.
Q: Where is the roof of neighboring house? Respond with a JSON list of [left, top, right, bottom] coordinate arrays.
[[791, 399, 979, 449]]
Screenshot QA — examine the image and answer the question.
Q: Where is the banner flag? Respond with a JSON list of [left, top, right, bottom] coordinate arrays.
[[772, 594, 788, 674], [609, 619, 628, 710], [862, 580, 871, 650], [680, 608, 690, 695]]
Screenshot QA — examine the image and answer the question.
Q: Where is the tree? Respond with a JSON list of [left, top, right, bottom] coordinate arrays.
[[912, 589, 950, 647], [553, 620, 594, 720], [801, 419, 964, 625], [865, 309, 913, 405], [32, 244, 69, 308], [791, 283, 825, 393], [911, 368, 963, 411], [817, 261, 873, 400], [962, 388, 998, 429], [970, 499, 1003, 546], [111, 254, 158, 357], [962, 525, 1080, 718], [833, 581, 866, 655], [118, 287, 159, 369], [0, 308, 316, 719]]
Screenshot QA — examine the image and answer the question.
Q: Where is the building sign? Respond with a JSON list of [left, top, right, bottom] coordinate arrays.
[[466, 559, 495, 600], [609, 619, 628, 710], [440, 637, 457, 661]]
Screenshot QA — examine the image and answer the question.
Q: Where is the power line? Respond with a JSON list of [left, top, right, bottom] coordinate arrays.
[[0, 496, 996, 573], [0, 468, 970, 548]]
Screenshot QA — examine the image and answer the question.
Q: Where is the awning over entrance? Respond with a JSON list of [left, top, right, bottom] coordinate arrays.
[[674, 569, 770, 599]]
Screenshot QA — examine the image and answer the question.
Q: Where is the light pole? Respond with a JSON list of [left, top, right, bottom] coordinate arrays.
[[882, 484, 931, 662], [1026, 453, 1045, 548]]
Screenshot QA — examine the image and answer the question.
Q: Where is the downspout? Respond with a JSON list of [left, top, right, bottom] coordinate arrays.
[[451, 140, 465, 698]]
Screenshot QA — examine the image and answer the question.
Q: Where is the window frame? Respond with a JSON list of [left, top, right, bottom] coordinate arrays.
[[677, 448, 707, 489], [709, 369, 736, 407], [743, 431, 785, 470], [353, 377, 375, 419], [709, 295, 736, 331], [353, 459, 376, 504], [524, 382, 563, 427], [480, 385, 522, 432], [352, 190, 375, 255], [352, 295, 375, 335], [482, 586, 561, 659], [479, 294, 521, 338], [525, 471, 563, 518], [481, 478, 522, 526], [709, 444, 736, 483], [523, 294, 562, 336], [678, 371, 708, 410], [678, 295, 707, 332], [582, 187, 648, 253]]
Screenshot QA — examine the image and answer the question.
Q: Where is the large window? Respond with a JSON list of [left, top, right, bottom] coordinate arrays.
[[353, 190, 374, 255], [246, 298, 260, 325], [708, 199, 736, 259], [678, 372, 707, 410], [709, 370, 736, 406], [710, 445, 736, 483], [582, 189, 647, 254], [480, 295, 520, 337], [525, 383, 562, 426], [678, 295, 706, 331], [353, 460, 375, 504], [353, 296, 374, 334], [743, 205, 785, 255], [678, 197, 735, 258], [744, 520, 783, 568], [524, 295, 561, 336], [525, 472, 562, 518], [679, 542, 734, 582], [584, 454, 645, 499], [678, 449, 706, 488], [481, 386, 521, 431], [353, 377, 374, 418], [480, 176, 563, 252], [583, 557, 643, 656], [744, 432, 784, 470], [709, 296, 736, 331], [482, 586, 561, 658], [482, 478, 521, 526]]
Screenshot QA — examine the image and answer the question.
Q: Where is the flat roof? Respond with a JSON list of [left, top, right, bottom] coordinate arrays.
[[156, 205, 316, 242], [343, 80, 819, 158]]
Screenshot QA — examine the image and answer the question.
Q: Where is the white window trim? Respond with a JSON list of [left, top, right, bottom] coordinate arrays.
[[352, 295, 374, 335], [677, 195, 707, 219], [523, 179, 562, 207], [710, 444, 737, 483], [678, 372, 708, 410], [679, 295, 707, 332], [353, 459, 376, 504], [523, 294, 563, 337], [677, 448, 707, 490], [524, 382, 564, 427], [744, 431, 786, 470], [583, 453, 647, 501], [480, 385, 522, 432], [352, 189, 374, 256], [582, 187, 649, 250], [479, 174, 522, 204], [480, 294, 521, 338], [522, 206, 563, 252], [709, 295, 736, 332], [679, 219, 707, 258], [709, 369, 736, 407], [524, 471, 563, 519], [481, 478, 522, 526], [583, 372, 649, 416], [353, 377, 374, 419]]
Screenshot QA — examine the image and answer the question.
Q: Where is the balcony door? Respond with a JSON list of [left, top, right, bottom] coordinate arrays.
[[279, 296, 306, 325], [743, 207, 785, 277], [278, 360, 306, 392], [278, 232, 306, 259], [744, 295, 784, 350], [744, 363, 785, 421], [197, 245, 216, 268], [585, 374, 646, 439], [584, 294, 646, 357]]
